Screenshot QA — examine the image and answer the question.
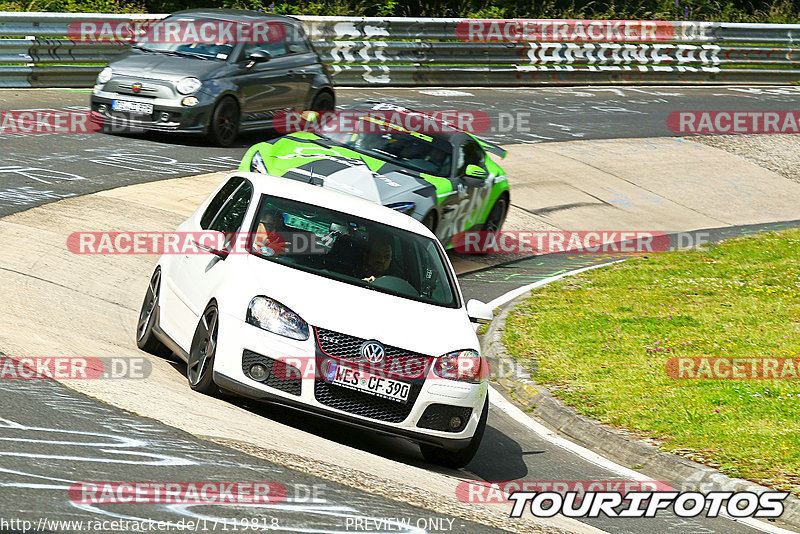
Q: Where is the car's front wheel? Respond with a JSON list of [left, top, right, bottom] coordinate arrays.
[[483, 194, 508, 233], [310, 91, 334, 113], [187, 303, 219, 394], [208, 97, 240, 147], [136, 268, 170, 357], [419, 397, 488, 469]]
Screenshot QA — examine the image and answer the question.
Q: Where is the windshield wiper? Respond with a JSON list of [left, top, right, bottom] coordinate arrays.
[[149, 48, 212, 60], [132, 45, 157, 53]]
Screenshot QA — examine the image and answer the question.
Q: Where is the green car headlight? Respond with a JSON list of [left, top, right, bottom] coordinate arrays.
[[251, 151, 268, 174]]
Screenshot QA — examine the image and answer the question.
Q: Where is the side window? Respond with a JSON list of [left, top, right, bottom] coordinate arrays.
[[200, 178, 243, 229], [243, 21, 288, 59], [209, 180, 253, 233], [286, 25, 310, 53], [456, 140, 485, 176]]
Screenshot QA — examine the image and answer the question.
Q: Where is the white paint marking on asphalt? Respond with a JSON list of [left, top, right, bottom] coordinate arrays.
[[486, 263, 796, 534], [418, 89, 474, 97], [486, 259, 626, 309]]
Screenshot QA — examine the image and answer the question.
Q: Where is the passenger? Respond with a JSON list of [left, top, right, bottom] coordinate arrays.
[[254, 209, 289, 256]]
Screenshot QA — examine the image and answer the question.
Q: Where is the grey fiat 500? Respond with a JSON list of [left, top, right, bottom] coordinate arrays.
[[90, 9, 334, 146]]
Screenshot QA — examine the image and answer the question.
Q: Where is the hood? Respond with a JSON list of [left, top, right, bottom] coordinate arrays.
[[267, 149, 436, 207], [110, 51, 226, 81], [224, 254, 476, 358]]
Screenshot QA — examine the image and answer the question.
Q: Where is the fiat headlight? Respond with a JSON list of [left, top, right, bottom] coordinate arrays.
[[176, 77, 202, 95], [96, 67, 112, 84], [246, 296, 309, 340], [433, 349, 487, 382]]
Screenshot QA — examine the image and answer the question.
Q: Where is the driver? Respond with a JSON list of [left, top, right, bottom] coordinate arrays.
[[361, 240, 393, 283]]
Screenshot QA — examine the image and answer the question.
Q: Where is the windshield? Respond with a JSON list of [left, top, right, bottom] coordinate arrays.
[[134, 17, 235, 59], [134, 16, 290, 60], [320, 119, 453, 177], [249, 194, 460, 308]]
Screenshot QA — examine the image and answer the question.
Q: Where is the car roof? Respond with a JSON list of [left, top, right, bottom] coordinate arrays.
[[170, 8, 300, 25], [235, 171, 437, 239]]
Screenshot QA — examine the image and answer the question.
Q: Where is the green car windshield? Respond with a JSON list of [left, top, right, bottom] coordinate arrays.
[[249, 194, 460, 308], [320, 119, 453, 177]]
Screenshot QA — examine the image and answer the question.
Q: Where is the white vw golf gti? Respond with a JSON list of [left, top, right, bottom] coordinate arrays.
[[136, 172, 494, 467]]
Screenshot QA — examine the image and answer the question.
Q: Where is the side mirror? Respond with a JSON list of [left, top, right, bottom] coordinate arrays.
[[246, 50, 271, 68], [466, 299, 493, 324], [464, 164, 488, 179], [192, 231, 229, 260]]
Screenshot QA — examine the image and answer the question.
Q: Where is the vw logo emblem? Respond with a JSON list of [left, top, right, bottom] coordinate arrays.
[[360, 341, 385, 364], [131, 82, 142, 93]]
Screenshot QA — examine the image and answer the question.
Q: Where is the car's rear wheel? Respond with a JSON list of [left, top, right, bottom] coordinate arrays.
[[187, 303, 219, 394], [136, 268, 170, 357], [310, 91, 334, 113], [483, 195, 508, 233], [419, 396, 488, 469], [208, 97, 240, 147]]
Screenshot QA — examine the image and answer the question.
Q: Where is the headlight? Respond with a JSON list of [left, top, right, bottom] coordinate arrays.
[[433, 349, 487, 382], [96, 67, 112, 84], [176, 77, 202, 95], [386, 202, 415, 215], [246, 296, 309, 341], [251, 151, 268, 174]]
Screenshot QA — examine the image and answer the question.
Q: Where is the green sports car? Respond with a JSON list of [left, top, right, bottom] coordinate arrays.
[[239, 102, 510, 248]]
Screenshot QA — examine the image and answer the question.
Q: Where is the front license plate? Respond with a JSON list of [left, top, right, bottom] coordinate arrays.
[[325, 361, 410, 403], [111, 100, 153, 115]]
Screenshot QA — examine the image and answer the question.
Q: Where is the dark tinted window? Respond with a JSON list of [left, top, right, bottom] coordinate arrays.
[[201, 177, 243, 229], [209, 180, 253, 233], [250, 194, 459, 308]]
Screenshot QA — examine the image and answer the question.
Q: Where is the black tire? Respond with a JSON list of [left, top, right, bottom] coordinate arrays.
[[207, 97, 240, 147], [482, 195, 508, 233], [187, 303, 219, 395], [136, 268, 170, 357], [421, 211, 437, 233], [310, 91, 335, 113], [419, 396, 488, 469]]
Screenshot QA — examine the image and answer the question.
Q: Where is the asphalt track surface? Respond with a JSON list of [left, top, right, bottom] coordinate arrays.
[[3, 85, 800, 217], [2, 86, 800, 533]]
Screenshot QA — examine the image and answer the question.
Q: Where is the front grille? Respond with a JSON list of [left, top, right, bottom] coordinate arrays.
[[242, 350, 301, 396], [417, 404, 472, 432], [314, 379, 422, 423], [315, 327, 430, 379], [313, 327, 431, 423]]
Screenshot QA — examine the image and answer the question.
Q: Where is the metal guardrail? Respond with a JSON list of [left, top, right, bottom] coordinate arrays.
[[0, 12, 798, 87]]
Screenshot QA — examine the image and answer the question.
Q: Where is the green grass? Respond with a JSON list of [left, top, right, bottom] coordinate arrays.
[[504, 229, 800, 495]]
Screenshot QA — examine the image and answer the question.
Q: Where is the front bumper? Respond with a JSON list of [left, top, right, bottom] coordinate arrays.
[[213, 310, 487, 449], [90, 86, 213, 134]]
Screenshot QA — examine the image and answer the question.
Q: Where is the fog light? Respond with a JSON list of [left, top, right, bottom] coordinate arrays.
[[448, 416, 463, 430], [181, 96, 199, 107], [92, 84, 101, 95], [159, 112, 170, 122], [98, 104, 107, 113], [249, 363, 268, 381]]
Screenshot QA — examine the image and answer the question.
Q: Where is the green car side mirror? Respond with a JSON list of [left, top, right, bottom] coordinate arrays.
[[465, 164, 488, 178]]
